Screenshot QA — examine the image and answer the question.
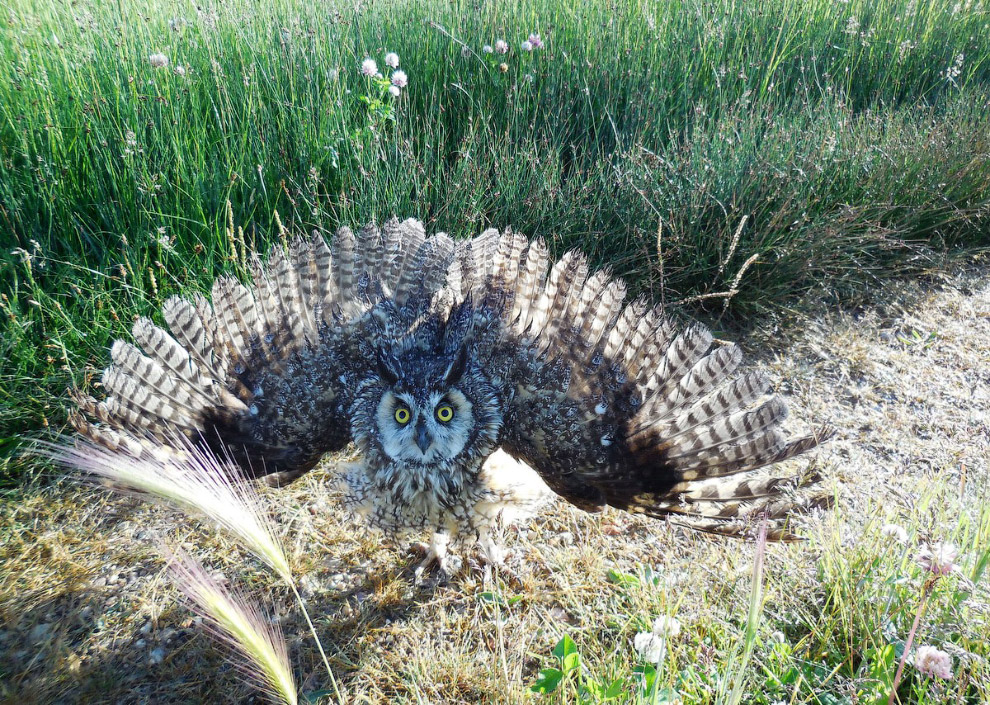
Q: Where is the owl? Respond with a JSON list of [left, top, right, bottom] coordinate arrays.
[[69, 218, 832, 575]]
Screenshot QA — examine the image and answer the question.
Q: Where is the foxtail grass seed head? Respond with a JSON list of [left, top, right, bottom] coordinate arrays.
[[150, 53, 169, 68], [167, 548, 298, 705], [385, 52, 399, 68], [917, 541, 959, 576], [914, 645, 953, 680], [43, 437, 292, 582], [881, 523, 909, 544], [360, 58, 377, 76], [495, 39, 508, 54], [520, 40, 533, 52], [391, 70, 408, 88], [528, 32, 544, 49]]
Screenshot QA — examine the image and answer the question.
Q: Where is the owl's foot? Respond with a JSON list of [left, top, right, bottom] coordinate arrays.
[[410, 532, 463, 583], [474, 532, 522, 587]]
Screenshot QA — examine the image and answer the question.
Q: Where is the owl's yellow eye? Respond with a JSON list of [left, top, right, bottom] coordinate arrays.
[[435, 404, 454, 423], [394, 406, 411, 424]]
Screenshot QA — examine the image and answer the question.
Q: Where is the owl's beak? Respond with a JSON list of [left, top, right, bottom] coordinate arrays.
[[415, 420, 431, 453]]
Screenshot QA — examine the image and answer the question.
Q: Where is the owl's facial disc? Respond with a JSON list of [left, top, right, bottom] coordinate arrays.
[[375, 388, 474, 464]]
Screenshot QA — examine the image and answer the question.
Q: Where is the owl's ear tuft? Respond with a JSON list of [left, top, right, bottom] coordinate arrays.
[[443, 345, 469, 386], [376, 348, 401, 385]]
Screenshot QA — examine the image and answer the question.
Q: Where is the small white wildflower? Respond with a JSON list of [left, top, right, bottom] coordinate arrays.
[[482, 44, 493, 54], [461, 45, 471, 58], [391, 70, 408, 88], [385, 52, 399, 68], [651, 616, 681, 638], [520, 40, 533, 52], [633, 632, 664, 663], [943, 53, 964, 82], [327, 68, 339, 81], [495, 39, 508, 54], [149, 53, 169, 68], [360, 58, 377, 76], [845, 16, 860, 35], [524, 73, 534, 84], [528, 32, 543, 49], [388, 85, 400, 97], [917, 541, 959, 576], [914, 645, 953, 680], [172, 64, 186, 77], [881, 523, 909, 544]]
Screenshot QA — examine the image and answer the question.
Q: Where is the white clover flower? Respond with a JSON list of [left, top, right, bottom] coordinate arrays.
[[524, 73, 534, 84], [360, 58, 377, 76], [881, 523, 908, 544], [173, 64, 186, 77], [528, 32, 543, 49], [495, 39, 508, 54], [914, 645, 953, 680], [391, 70, 408, 88], [482, 44, 493, 54], [385, 52, 399, 68], [633, 632, 664, 663], [149, 53, 169, 68], [520, 40, 533, 52], [327, 68, 339, 81], [388, 85, 400, 97], [943, 53, 964, 81], [917, 541, 959, 576], [652, 615, 681, 638]]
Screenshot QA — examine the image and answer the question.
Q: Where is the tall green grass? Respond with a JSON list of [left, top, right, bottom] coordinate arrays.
[[1, 0, 989, 474]]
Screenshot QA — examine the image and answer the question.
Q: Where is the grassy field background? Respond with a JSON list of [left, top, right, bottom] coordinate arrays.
[[2, 0, 990, 467], [1, 0, 989, 702]]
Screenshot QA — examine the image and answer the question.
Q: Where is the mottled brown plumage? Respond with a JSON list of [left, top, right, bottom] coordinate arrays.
[[70, 218, 832, 566]]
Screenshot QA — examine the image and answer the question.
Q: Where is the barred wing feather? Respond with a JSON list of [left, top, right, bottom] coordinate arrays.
[[71, 218, 454, 485], [453, 230, 832, 539]]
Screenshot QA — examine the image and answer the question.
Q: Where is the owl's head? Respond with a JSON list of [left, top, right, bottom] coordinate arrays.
[[353, 336, 502, 467]]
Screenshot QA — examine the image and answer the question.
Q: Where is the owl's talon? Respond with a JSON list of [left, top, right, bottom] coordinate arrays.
[[407, 540, 430, 557], [412, 532, 462, 582]]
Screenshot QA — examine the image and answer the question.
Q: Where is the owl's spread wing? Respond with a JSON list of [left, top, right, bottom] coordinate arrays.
[[71, 218, 456, 485], [452, 229, 833, 539]]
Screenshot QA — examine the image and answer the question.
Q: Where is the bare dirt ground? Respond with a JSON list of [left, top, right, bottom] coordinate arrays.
[[1, 260, 988, 704]]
